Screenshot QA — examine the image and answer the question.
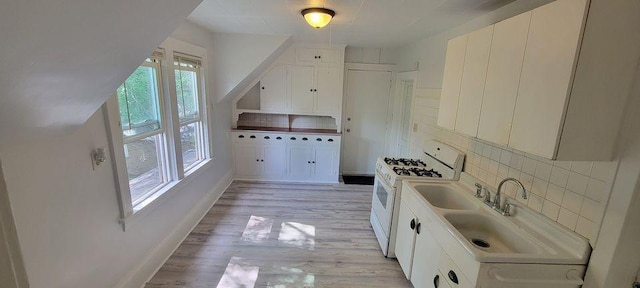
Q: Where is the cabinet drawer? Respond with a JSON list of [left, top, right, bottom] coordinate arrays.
[[233, 132, 262, 144]]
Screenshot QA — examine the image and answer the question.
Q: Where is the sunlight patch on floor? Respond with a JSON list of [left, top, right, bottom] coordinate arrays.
[[241, 215, 274, 243], [278, 222, 315, 250], [216, 257, 259, 288], [267, 267, 315, 288]]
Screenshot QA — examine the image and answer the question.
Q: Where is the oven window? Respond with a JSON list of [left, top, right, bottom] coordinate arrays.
[[376, 182, 388, 209]]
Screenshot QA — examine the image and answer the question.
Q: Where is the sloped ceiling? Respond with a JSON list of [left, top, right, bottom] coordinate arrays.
[[189, 0, 517, 47], [0, 0, 203, 148]]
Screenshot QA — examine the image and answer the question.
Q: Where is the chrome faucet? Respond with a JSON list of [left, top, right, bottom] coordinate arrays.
[[492, 178, 528, 215]]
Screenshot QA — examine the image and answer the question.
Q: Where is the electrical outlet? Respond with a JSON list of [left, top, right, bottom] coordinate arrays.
[[413, 123, 418, 132]]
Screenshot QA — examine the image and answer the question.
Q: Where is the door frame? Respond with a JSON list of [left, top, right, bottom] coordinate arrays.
[[390, 71, 418, 157], [0, 160, 29, 288], [341, 63, 397, 175]]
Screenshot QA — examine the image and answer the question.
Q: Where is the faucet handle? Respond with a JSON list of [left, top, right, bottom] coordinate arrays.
[[483, 188, 491, 204], [475, 183, 483, 198], [502, 203, 512, 216]]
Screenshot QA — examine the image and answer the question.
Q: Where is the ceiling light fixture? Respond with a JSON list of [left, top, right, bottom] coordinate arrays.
[[301, 8, 335, 29]]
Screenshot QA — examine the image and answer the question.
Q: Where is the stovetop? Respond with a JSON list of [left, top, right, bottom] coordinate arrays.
[[392, 167, 443, 178], [383, 157, 427, 167]]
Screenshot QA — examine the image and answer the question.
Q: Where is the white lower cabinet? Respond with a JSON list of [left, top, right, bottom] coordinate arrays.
[[233, 131, 340, 183]]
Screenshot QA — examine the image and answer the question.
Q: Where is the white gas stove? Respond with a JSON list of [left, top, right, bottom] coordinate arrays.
[[371, 140, 465, 257]]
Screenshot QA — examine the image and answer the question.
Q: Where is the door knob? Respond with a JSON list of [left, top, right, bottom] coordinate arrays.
[[347, 117, 351, 121]]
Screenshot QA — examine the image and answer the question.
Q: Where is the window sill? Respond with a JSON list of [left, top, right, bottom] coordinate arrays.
[[119, 157, 215, 231]]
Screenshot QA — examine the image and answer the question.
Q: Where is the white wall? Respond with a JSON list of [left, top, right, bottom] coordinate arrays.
[[0, 21, 234, 288], [209, 31, 292, 102], [0, 0, 202, 148], [394, 0, 552, 89]]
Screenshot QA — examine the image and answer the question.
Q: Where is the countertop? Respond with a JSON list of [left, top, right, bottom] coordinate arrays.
[[232, 126, 342, 136]]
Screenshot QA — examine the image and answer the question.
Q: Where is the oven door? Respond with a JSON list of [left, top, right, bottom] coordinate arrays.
[[372, 173, 395, 236]]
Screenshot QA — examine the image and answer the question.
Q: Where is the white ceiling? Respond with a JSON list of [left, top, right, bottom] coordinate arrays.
[[188, 0, 517, 47]]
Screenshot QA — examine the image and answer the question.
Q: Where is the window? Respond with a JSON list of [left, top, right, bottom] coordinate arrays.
[[174, 54, 206, 171], [105, 41, 211, 224], [116, 59, 169, 206]]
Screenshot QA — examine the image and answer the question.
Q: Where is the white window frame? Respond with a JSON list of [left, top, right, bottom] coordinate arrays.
[[104, 38, 213, 230]]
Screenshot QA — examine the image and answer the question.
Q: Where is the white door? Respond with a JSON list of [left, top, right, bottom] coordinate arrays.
[[313, 147, 337, 179], [260, 66, 287, 112], [395, 200, 417, 279], [454, 25, 493, 137], [411, 224, 443, 288], [262, 145, 286, 177], [397, 80, 414, 156], [315, 67, 342, 115], [290, 65, 315, 113], [437, 35, 468, 130], [235, 145, 260, 177], [288, 145, 312, 179], [342, 69, 392, 175], [477, 11, 531, 145]]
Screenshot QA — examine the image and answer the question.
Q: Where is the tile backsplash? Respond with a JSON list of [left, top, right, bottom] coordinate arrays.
[[409, 88, 618, 245], [237, 113, 337, 130]]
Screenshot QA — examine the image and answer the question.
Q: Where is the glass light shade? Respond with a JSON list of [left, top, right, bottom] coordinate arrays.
[[301, 8, 335, 29]]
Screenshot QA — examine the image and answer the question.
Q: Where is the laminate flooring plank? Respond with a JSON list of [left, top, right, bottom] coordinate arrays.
[[145, 181, 411, 288]]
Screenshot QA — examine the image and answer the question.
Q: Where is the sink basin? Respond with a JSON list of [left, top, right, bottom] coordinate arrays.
[[413, 184, 478, 210], [444, 213, 541, 255]]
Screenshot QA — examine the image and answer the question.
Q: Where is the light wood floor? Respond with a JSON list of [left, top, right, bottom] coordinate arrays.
[[145, 181, 412, 288]]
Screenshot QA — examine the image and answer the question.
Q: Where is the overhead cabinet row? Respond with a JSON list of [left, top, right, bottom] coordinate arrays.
[[438, 0, 619, 161], [259, 48, 344, 117]]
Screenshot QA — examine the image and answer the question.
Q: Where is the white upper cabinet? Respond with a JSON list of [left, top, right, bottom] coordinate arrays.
[[454, 25, 494, 137], [296, 48, 341, 65], [477, 12, 531, 145], [315, 67, 343, 115], [437, 35, 468, 131], [260, 66, 288, 112], [289, 65, 316, 113], [509, 0, 588, 159]]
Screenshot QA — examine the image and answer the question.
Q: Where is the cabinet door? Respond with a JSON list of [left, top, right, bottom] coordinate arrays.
[[235, 145, 260, 177], [287, 145, 313, 179], [395, 200, 417, 279], [411, 226, 443, 288], [312, 146, 337, 179], [260, 66, 288, 112], [454, 25, 494, 137], [318, 48, 340, 64], [510, 0, 588, 159], [315, 67, 342, 115], [295, 48, 318, 64], [290, 65, 316, 113], [262, 145, 287, 177], [437, 35, 468, 130], [477, 12, 531, 145]]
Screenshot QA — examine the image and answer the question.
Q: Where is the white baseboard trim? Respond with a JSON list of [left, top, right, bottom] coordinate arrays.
[[116, 171, 234, 288]]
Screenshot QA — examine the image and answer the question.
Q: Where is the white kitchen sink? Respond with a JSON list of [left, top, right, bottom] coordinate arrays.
[[403, 176, 591, 265]]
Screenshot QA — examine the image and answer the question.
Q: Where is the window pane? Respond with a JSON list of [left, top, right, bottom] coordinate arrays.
[[117, 65, 162, 138], [125, 135, 165, 204], [174, 68, 199, 123], [180, 122, 203, 171]]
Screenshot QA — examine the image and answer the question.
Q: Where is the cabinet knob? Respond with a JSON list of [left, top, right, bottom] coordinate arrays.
[[328, 139, 334, 142], [434, 275, 440, 287], [238, 135, 245, 138], [316, 138, 322, 141], [264, 136, 270, 139], [261, 86, 265, 90], [448, 271, 458, 284], [250, 135, 256, 139], [261, 159, 264, 162], [416, 222, 421, 234], [314, 89, 317, 92], [290, 137, 296, 140], [256, 159, 259, 162], [318, 55, 322, 59], [276, 137, 282, 140], [314, 56, 318, 59], [410, 219, 416, 230], [302, 137, 308, 141], [308, 161, 311, 164], [312, 161, 316, 164], [310, 89, 313, 92]]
